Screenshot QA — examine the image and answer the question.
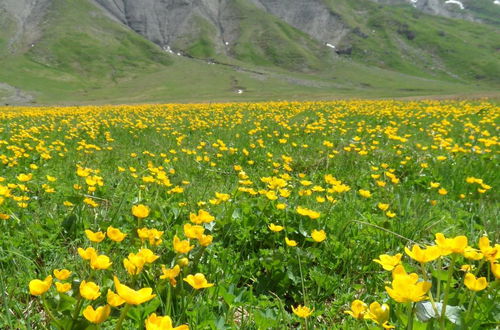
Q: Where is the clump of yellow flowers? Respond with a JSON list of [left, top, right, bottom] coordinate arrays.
[[346, 232, 499, 329], [28, 205, 217, 329]]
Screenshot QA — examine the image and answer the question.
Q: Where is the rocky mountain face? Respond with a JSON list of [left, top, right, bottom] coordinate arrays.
[[93, 0, 498, 53], [92, 0, 349, 53], [2, 0, 498, 58], [0, 0, 51, 52]]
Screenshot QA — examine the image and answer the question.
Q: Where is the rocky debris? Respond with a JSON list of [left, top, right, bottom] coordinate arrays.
[[0, 0, 51, 53], [0, 83, 34, 105]]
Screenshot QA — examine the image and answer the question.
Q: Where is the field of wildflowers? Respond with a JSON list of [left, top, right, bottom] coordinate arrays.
[[0, 100, 498, 329]]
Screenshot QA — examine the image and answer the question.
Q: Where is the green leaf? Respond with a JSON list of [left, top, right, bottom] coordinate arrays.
[[431, 269, 448, 281], [142, 298, 161, 316]]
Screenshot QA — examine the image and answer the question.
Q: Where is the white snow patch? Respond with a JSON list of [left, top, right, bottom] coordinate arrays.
[[225, 41, 229, 46], [237, 89, 243, 94], [325, 43, 336, 49], [445, 0, 464, 9], [163, 45, 174, 54], [494, 0, 500, 5]]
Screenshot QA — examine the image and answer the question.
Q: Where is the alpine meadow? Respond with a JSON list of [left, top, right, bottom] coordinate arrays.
[[0, 0, 499, 329]]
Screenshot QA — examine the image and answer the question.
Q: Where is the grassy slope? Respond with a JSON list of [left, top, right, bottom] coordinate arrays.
[[324, 0, 500, 84], [464, 0, 500, 25], [0, 0, 498, 105]]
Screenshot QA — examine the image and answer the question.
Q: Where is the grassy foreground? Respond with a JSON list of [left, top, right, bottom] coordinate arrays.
[[0, 100, 498, 329]]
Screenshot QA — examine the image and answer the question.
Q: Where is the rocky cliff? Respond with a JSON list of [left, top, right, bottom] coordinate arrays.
[[93, 0, 498, 54]]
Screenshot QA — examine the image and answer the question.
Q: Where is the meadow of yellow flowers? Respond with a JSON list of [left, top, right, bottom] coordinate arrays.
[[0, 100, 498, 329]]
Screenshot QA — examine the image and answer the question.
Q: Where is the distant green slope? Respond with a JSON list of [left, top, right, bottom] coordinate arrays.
[[0, 0, 498, 105]]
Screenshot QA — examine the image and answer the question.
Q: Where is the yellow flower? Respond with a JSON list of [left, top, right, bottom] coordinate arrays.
[[82, 305, 111, 324], [132, 204, 150, 218], [438, 188, 448, 195], [137, 227, 150, 241], [80, 281, 101, 300], [123, 253, 146, 275], [344, 300, 367, 319], [358, 189, 372, 198], [183, 273, 214, 290], [435, 233, 467, 255], [198, 234, 213, 247], [478, 236, 499, 262], [296, 206, 320, 219], [460, 264, 474, 272], [268, 223, 284, 232], [78, 247, 98, 260], [364, 302, 390, 326], [160, 265, 181, 287], [46, 175, 57, 182], [385, 265, 431, 303], [17, 173, 33, 182], [138, 248, 160, 263], [463, 246, 483, 260], [107, 226, 127, 242], [373, 253, 403, 271], [377, 203, 390, 211], [311, 229, 326, 242], [84, 229, 106, 243], [107, 289, 125, 307], [464, 273, 488, 291], [189, 209, 215, 224], [145, 313, 189, 330], [177, 258, 189, 267], [385, 211, 396, 218], [491, 262, 500, 279], [113, 276, 156, 305], [55, 282, 72, 293], [276, 203, 286, 210], [53, 269, 72, 281], [291, 305, 313, 318], [404, 245, 441, 263], [90, 254, 113, 270], [173, 235, 194, 254], [29, 275, 52, 295], [183, 223, 204, 239], [285, 237, 298, 247], [429, 182, 440, 188]]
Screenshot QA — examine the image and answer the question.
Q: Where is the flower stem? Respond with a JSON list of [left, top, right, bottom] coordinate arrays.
[[165, 283, 172, 316], [407, 303, 415, 330], [71, 297, 84, 327], [436, 258, 442, 299], [420, 262, 439, 316], [465, 291, 477, 323], [440, 255, 456, 329], [115, 304, 131, 330], [41, 296, 63, 329], [297, 249, 307, 306]]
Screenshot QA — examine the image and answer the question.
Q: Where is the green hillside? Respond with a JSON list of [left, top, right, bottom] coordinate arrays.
[[0, 0, 499, 105]]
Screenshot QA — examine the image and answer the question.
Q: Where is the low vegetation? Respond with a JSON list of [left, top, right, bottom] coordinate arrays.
[[0, 100, 498, 329]]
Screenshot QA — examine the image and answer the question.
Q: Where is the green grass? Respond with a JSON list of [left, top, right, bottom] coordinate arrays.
[[228, 0, 330, 72]]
